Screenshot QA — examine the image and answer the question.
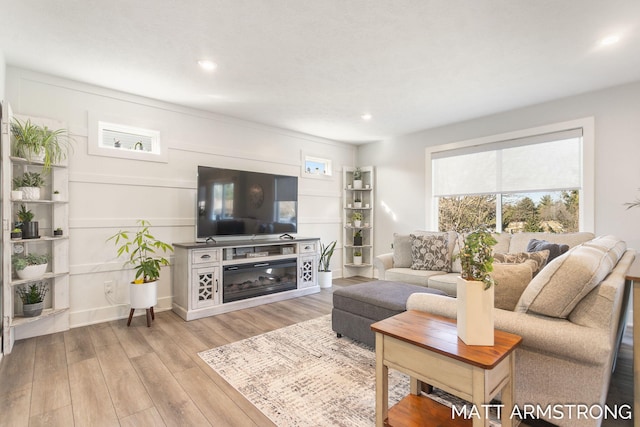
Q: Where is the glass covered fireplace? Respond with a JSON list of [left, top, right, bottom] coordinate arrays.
[[223, 258, 297, 303]]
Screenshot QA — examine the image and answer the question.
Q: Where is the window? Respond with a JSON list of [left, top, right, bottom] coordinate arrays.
[[302, 154, 333, 178], [211, 183, 234, 219], [426, 118, 594, 233]]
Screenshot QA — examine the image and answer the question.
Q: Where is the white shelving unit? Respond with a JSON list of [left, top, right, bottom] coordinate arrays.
[[1, 109, 70, 354], [343, 166, 374, 278]]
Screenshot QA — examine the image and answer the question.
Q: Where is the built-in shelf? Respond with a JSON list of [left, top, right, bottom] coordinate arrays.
[[343, 166, 375, 278], [10, 156, 67, 168], [11, 236, 69, 243], [10, 272, 69, 287], [11, 308, 70, 327]]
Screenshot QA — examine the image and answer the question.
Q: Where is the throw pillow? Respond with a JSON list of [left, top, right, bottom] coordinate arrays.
[[392, 234, 413, 268], [410, 234, 451, 271], [526, 239, 569, 262], [491, 259, 537, 311], [493, 250, 550, 276], [515, 236, 625, 318]]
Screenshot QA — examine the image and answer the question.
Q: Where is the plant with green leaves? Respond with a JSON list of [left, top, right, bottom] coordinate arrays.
[[16, 282, 48, 304], [11, 117, 73, 173], [318, 240, 336, 272], [12, 253, 49, 271], [107, 220, 174, 283], [13, 172, 45, 188], [353, 168, 362, 180], [354, 250, 362, 257], [456, 226, 498, 290], [351, 212, 363, 222], [16, 205, 34, 223]]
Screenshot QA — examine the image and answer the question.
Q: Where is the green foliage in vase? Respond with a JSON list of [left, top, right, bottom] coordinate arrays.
[[12, 253, 49, 271], [16, 205, 34, 223], [16, 282, 48, 304], [13, 172, 45, 188], [318, 241, 336, 272], [456, 226, 498, 290]]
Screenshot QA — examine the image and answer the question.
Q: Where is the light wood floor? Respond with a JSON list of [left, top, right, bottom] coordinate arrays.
[[0, 277, 633, 427]]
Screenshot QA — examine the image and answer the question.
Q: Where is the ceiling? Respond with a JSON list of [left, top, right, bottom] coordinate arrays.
[[1, 1, 640, 144]]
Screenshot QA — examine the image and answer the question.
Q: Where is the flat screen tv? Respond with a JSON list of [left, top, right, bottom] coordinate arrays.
[[197, 166, 298, 240]]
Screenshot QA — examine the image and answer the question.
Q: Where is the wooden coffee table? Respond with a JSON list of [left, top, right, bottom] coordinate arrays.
[[371, 310, 522, 427]]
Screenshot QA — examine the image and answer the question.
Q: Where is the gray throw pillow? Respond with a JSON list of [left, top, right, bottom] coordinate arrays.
[[410, 234, 451, 271], [392, 233, 413, 268], [526, 239, 569, 262]]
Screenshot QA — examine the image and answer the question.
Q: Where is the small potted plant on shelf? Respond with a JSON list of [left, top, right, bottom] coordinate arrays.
[[53, 227, 63, 237], [11, 228, 22, 240], [353, 168, 363, 189], [12, 253, 49, 280], [318, 240, 336, 289], [354, 196, 362, 208], [107, 220, 174, 319], [454, 225, 498, 346], [17, 204, 39, 239], [353, 250, 363, 265], [16, 281, 48, 317], [52, 190, 62, 202], [353, 230, 363, 246], [13, 172, 45, 200], [351, 212, 363, 228], [11, 117, 74, 173]]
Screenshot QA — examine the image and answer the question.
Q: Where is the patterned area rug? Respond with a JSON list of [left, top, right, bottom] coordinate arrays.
[[199, 315, 505, 426]]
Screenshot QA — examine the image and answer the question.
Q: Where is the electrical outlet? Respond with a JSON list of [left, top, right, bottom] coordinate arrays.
[[104, 281, 113, 295]]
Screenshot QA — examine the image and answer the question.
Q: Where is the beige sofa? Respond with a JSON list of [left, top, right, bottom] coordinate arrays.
[[393, 233, 634, 427]]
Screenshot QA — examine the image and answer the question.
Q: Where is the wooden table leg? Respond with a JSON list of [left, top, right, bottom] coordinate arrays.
[[127, 308, 135, 326], [150, 306, 155, 320], [501, 354, 515, 427], [375, 333, 388, 427], [146, 308, 152, 327]]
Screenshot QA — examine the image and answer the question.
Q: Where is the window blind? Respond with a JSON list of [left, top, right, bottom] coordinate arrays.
[[432, 129, 583, 197]]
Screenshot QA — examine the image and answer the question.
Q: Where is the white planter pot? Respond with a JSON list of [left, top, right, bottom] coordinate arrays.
[[17, 263, 48, 280], [26, 149, 46, 162], [456, 277, 494, 346], [318, 271, 332, 288], [130, 280, 158, 309], [353, 256, 363, 265], [22, 301, 44, 317], [353, 220, 362, 228], [52, 193, 62, 202], [353, 180, 363, 189], [19, 186, 41, 200], [354, 202, 362, 208], [11, 190, 23, 200]]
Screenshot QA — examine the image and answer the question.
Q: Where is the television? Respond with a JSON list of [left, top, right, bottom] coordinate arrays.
[[196, 166, 298, 240]]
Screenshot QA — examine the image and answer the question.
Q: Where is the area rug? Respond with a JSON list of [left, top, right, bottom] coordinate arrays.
[[199, 315, 505, 426]]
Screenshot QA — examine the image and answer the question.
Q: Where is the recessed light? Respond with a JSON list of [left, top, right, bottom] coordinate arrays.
[[198, 60, 217, 71], [600, 34, 621, 47], [361, 113, 372, 121]]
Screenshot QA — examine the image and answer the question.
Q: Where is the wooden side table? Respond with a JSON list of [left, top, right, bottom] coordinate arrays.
[[372, 310, 522, 427], [625, 256, 640, 424]]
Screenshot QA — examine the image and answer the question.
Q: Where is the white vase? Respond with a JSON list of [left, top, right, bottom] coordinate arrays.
[[19, 186, 41, 200], [130, 280, 158, 309], [456, 277, 494, 346], [354, 202, 362, 208], [353, 180, 363, 189], [318, 271, 332, 288], [52, 193, 62, 201], [17, 263, 48, 280], [353, 220, 362, 228], [353, 256, 363, 265]]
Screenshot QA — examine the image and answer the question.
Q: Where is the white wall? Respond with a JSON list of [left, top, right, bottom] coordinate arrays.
[[0, 51, 5, 102], [6, 67, 354, 327], [359, 80, 640, 256]]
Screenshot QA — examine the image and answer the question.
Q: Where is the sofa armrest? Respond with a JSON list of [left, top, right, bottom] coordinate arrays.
[[406, 293, 610, 366], [373, 253, 394, 279]]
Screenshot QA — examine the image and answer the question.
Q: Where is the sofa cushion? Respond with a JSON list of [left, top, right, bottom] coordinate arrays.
[[385, 268, 446, 287], [410, 234, 451, 271], [515, 236, 625, 318], [526, 239, 569, 263], [426, 273, 458, 296], [394, 231, 456, 269], [491, 260, 537, 311], [493, 250, 550, 276]]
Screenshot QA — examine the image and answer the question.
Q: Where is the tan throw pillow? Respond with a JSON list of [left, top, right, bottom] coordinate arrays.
[[515, 236, 626, 318], [493, 250, 550, 276], [492, 259, 536, 311], [410, 234, 451, 271]]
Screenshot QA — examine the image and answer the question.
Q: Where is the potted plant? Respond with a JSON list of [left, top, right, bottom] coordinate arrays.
[[52, 190, 62, 202], [17, 204, 39, 239], [11, 117, 73, 173], [53, 227, 63, 237], [353, 250, 363, 265], [317, 240, 336, 289], [353, 230, 363, 246], [354, 196, 362, 208], [11, 228, 22, 240], [13, 172, 45, 200], [107, 220, 174, 314], [11, 187, 23, 200], [12, 253, 49, 280], [351, 212, 363, 228], [16, 282, 48, 317], [455, 226, 498, 346], [353, 168, 363, 189]]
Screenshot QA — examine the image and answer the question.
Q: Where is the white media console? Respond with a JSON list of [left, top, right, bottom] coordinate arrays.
[[172, 237, 320, 320]]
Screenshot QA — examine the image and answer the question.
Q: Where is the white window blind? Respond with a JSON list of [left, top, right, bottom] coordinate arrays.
[[432, 129, 582, 197]]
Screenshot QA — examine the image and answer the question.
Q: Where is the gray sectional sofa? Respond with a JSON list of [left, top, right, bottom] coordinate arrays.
[[371, 231, 633, 427]]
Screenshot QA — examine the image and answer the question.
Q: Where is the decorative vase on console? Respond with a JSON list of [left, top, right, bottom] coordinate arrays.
[[455, 226, 497, 346]]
